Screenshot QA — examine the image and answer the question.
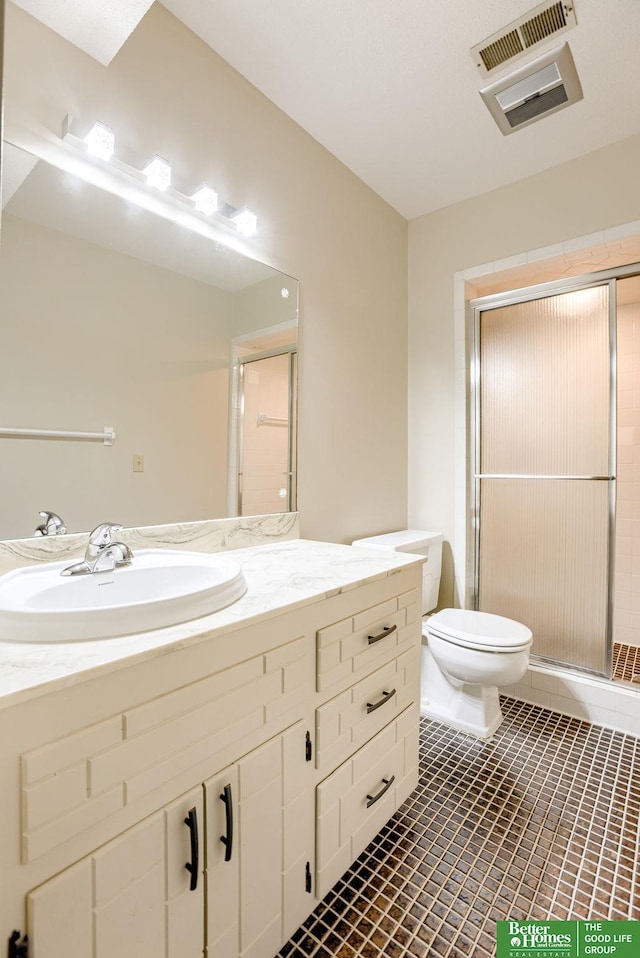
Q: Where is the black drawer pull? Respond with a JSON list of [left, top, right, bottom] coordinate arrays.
[[220, 784, 233, 862], [366, 775, 395, 808], [367, 624, 397, 645], [184, 807, 199, 891], [366, 688, 397, 714]]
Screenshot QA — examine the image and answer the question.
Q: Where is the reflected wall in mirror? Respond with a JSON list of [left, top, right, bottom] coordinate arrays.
[[0, 142, 298, 541]]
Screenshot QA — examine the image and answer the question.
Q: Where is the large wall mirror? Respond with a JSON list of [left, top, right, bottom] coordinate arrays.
[[0, 141, 298, 541]]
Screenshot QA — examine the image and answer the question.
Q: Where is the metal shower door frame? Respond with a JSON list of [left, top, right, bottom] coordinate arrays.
[[468, 261, 640, 677]]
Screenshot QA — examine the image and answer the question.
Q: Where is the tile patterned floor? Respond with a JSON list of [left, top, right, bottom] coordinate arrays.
[[613, 641, 640, 683], [280, 698, 640, 958]]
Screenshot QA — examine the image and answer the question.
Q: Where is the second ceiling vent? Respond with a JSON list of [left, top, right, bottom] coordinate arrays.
[[471, 1, 578, 76]]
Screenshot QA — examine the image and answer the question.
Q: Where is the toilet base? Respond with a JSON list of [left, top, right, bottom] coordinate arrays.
[[420, 644, 504, 739], [420, 696, 503, 740]]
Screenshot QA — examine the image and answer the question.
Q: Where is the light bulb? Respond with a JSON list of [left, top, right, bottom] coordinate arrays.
[[143, 155, 171, 191], [84, 122, 115, 161], [231, 207, 258, 236], [191, 185, 218, 216], [280, 287, 290, 299]]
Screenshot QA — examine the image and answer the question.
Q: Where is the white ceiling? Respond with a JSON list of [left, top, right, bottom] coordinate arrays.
[[10, 0, 640, 219], [11, 0, 155, 65]]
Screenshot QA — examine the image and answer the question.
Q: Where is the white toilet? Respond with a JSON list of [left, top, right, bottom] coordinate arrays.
[[352, 530, 533, 739], [423, 609, 532, 738]]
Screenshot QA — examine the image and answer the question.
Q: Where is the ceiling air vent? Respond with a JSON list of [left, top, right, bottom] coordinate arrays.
[[480, 43, 583, 135], [471, 2, 577, 77]]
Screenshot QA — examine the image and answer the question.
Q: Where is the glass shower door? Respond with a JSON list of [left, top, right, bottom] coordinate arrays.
[[474, 285, 613, 674]]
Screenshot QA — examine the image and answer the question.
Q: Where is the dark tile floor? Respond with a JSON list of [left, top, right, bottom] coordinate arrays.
[[280, 698, 640, 958], [613, 641, 640, 683]]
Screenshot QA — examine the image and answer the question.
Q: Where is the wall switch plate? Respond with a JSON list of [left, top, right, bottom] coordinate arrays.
[[133, 454, 144, 473]]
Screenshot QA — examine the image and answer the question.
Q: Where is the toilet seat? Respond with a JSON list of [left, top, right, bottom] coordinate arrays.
[[425, 608, 532, 654]]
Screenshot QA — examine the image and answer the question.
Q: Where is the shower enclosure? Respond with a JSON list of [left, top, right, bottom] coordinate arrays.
[[470, 264, 640, 681]]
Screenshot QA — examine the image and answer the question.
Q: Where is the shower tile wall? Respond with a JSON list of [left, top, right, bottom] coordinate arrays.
[[616, 300, 640, 649]]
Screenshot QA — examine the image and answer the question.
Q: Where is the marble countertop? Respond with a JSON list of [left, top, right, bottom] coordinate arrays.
[[0, 539, 423, 709]]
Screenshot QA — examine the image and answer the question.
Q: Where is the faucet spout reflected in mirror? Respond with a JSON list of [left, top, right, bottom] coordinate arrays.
[[61, 522, 134, 577], [34, 511, 66, 537]]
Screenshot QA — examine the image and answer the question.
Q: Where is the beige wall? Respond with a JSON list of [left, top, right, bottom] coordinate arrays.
[[3, 2, 409, 545], [408, 133, 640, 605]]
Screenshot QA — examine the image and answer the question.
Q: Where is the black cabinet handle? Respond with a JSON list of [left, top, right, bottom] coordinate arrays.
[[367, 624, 397, 645], [220, 784, 233, 862], [366, 688, 397, 714], [184, 807, 199, 891], [366, 775, 395, 808], [8, 931, 29, 958]]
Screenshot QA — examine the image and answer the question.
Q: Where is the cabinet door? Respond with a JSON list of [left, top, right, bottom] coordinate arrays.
[[27, 785, 204, 958], [164, 786, 206, 958], [205, 723, 313, 958], [204, 763, 240, 958], [238, 734, 283, 958]]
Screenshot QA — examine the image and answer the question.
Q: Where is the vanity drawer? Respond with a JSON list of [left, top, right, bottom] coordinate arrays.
[[316, 587, 420, 693], [315, 646, 419, 773], [315, 704, 419, 899]]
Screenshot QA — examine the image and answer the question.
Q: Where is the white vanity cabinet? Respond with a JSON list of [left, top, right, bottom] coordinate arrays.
[[26, 723, 312, 958], [0, 550, 422, 958]]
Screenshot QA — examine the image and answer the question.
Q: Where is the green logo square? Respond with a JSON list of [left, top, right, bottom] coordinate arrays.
[[496, 920, 640, 958]]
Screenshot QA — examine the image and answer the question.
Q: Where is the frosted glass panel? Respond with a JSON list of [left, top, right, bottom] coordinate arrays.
[[480, 287, 610, 475], [479, 479, 609, 673]]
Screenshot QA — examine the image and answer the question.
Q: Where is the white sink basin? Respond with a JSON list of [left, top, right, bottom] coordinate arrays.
[[0, 549, 248, 643]]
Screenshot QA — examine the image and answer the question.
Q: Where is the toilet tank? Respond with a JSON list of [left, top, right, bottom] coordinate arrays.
[[351, 529, 443, 614]]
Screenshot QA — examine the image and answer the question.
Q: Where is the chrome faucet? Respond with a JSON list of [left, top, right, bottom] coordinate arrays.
[[34, 511, 66, 537], [61, 522, 133, 577]]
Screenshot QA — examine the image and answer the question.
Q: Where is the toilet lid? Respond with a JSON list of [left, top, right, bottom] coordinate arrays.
[[425, 608, 532, 652]]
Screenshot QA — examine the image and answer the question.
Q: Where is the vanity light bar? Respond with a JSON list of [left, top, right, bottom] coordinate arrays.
[[62, 115, 258, 236]]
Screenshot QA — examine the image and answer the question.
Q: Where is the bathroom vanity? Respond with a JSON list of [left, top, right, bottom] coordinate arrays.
[[0, 538, 423, 958]]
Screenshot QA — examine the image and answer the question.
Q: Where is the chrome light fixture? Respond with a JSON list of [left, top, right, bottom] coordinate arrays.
[[62, 115, 259, 238]]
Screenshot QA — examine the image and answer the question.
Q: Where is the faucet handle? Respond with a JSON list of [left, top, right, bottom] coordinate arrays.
[[88, 522, 123, 547], [84, 523, 125, 563]]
